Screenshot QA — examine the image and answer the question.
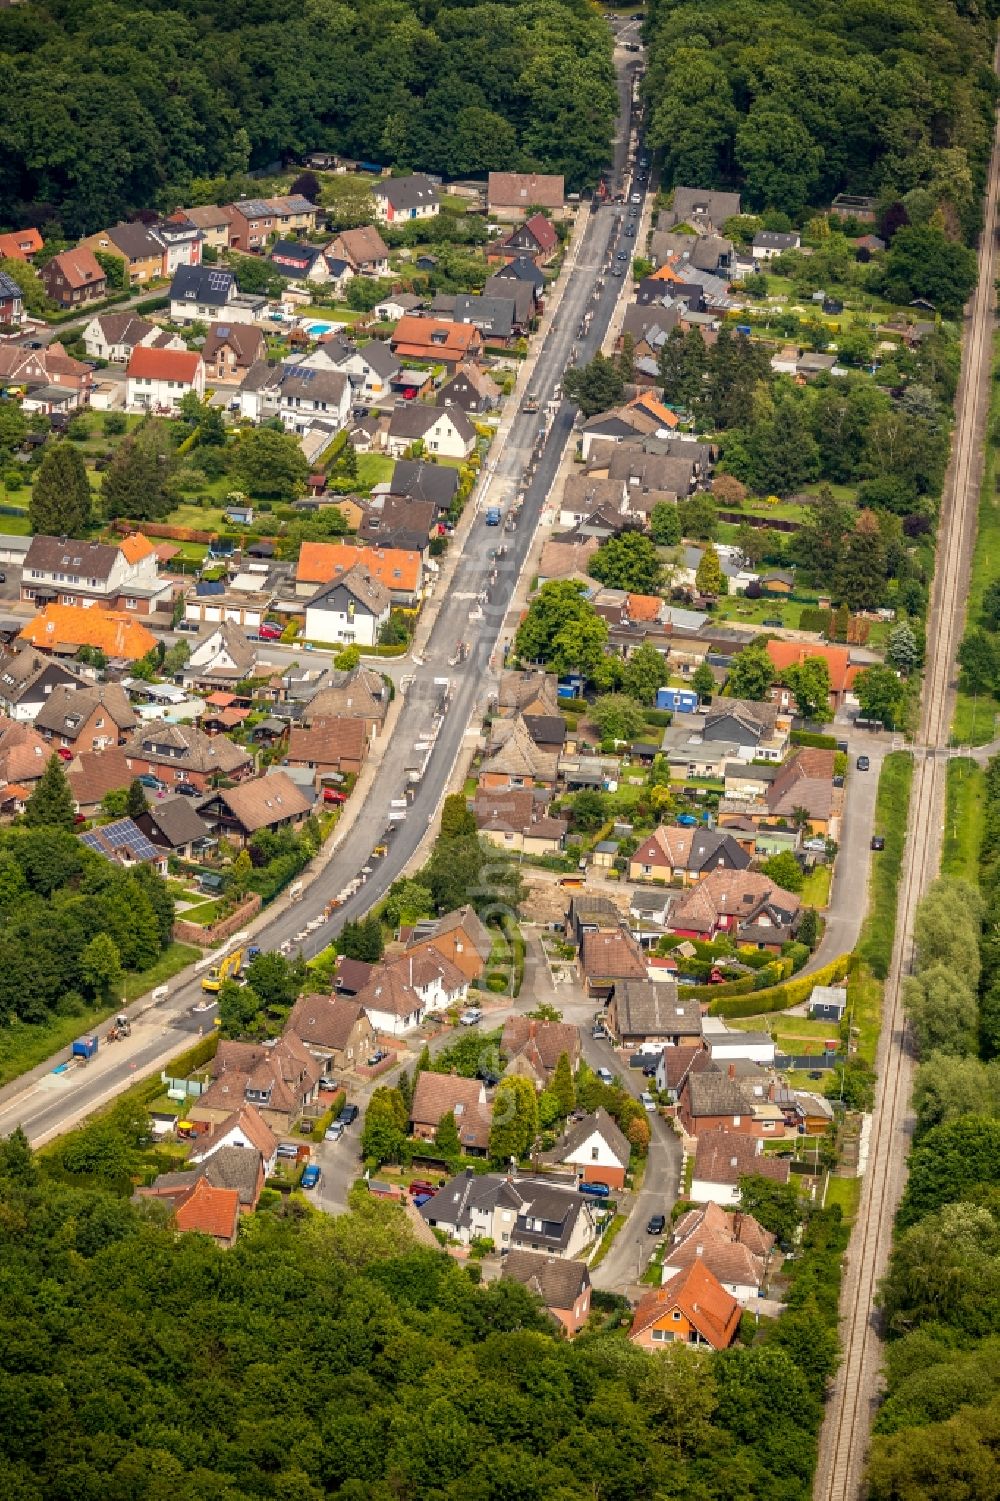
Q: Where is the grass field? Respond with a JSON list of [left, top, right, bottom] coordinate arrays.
[[800, 864, 832, 909], [952, 333, 1000, 744], [856, 751, 914, 981], [940, 758, 986, 882], [824, 1175, 862, 1221]]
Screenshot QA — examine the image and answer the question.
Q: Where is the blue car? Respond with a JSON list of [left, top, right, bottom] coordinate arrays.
[[578, 1181, 611, 1199], [300, 1164, 321, 1190]]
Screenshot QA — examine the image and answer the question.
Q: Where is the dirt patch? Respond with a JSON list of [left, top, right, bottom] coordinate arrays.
[[521, 875, 631, 927]]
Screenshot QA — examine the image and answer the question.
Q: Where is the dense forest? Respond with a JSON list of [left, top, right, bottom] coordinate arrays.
[[0, 0, 616, 236], [866, 778, 1000, 1497], [644, 0, 999, 229], [0, 1125, 848, 1501]]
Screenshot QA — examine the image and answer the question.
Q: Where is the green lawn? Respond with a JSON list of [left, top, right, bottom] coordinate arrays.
[[940, 759, 986, 882], [0, 504, 31, 532], [121, 941, 203, 1002], [176, 897, 229, 927], [824, 1175, 862, 1222], [355, 454, 396, 491], [856, 751, 914, 981], [711, 593, 807, 628], [800, 864, 832, 909], [588, 1212, 628, 1270], [953, 332, 1000, 744]]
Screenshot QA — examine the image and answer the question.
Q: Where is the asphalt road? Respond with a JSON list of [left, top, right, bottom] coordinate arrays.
[[0, 47, 650, 1147]]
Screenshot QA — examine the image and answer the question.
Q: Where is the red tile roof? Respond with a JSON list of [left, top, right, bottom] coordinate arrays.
[[630, 1259, 740, 1350], [765, 640, 857, 694], [173, 1176, 240, 1241], [126, 346, 203, 384]]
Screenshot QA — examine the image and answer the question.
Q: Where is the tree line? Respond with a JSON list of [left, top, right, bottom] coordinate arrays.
[[0, 0, 616, 235], [643, 0, 997, 237], [868, 828, 1000, 1496]]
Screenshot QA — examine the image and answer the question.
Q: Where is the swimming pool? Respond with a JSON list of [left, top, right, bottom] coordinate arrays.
[[303, 320, 335, 337]]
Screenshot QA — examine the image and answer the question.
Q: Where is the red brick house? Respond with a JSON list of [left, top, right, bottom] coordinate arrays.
[[40, 248, 107, 308], [487, 213, 560, 267], [501, 1250, 592, 1337]]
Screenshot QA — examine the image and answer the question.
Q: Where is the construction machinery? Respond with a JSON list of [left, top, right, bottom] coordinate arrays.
[[201, 948, 244, 994], [106, 1013, 132, 1042]]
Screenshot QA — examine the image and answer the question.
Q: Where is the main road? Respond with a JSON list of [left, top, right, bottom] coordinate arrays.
[[0, 43, 649, 1146], [812, 49, 1000, 1501]]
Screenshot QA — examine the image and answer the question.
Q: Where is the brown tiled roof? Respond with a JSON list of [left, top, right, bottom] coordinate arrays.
[[128, 721, 251, 776], [35, 682, 137, 741], [480, 715, 559, 782], [201, 1146, 264, 1206], [670, 867, 801, 934], [766, 747, 836, 821], [66, 746, 134, 808], [502, 1016, 580, 1071], [407, 905, 492, 981], [410, 1072, 486, 1129], [684, 1071, 750, 1118], [488, 173, 564, 209], [669, 1201, 774, 1288], [287, 717, 368, 769], [630, 1260, 740, 1350], [286, 994, 371, 1052], [693, 1129, 791, 1187], [173, 1176, 240, 1240], [0, 715, 50, 784], [501, 1249, 590, 1311], [208, 771, 311, 832], [580, 928, 648, 982], [632, 824, 695, 870], [202, 322, 264, 365], [659, 1045, 713, 1092], [328, 226, 390, 268], [355, 964, 424, 1020], [47, 246, 105, 290], [189, 1105, 277, 1164]]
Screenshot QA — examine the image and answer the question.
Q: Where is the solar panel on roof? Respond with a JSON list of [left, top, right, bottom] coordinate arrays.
[[82, 819, 160, 865]]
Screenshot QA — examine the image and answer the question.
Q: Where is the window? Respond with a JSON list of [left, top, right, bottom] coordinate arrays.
[[95, 717, 104, 729], [672, 1309, 682, 1320], [591, 1146, 599, 1161]]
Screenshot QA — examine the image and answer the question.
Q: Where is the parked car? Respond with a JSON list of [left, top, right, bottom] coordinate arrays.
[[258, 622, 283, 641], [300, 1164, 321, 1189], [137, 773, 164, 791], [175, 782, 199, 797], [641, 1092, 656, 1112], [339, 1104, 359, 1126], [366, 1049, 388, 1067], [611, 265, 624, 277], [319, 1075, 337, 1091], [276, 1141, 299, 1160], [323, 788, 347, 804], [578, 1180, 611, 1198], [647, 1213, 666, 1235], [591, 1024, 607, 1040], [459, 1007, 483, 1026], [412, 1192, 434, 1208], [408, 1180, 436, 1198], [641, 1060, 659, 1078], [595, 1067, 615, 1085], [624, 224, 636, 237], [871, 836, 885, 851], [857, 755, 870, 771], [325, 1122, 344, 1142]]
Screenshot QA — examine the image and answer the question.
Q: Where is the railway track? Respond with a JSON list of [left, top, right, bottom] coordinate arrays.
[[813, 58, 1000, 1501]]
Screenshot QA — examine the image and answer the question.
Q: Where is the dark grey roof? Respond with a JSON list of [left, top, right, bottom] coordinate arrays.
[[0, 270, 23, 301], [376, 174, 440, 212], [387, 403, 475, 444], [361, 340, 400, 378], [270, 240, 321, 273], [615, 981, 699, 1039], [453, 294, 516, 339], [492, 255, 545, 288], [688, 829, 752, 874], [24, 534, 120, 581], [171, 264, 235, 307], [201, 1146, 263, 1205], [686, 1072, 750, 1117], [501, 1249, 590, 1310], [140, 796, 213, 848], [388, 458, 460, 508], [106, 221, 165, 260]]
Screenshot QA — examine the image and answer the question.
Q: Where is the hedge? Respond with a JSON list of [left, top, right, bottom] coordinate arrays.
[[133, 294, 171, 314], [311, 1090, 347, 1142], [642, 709, 672, 728], [706, 953, 851, 1018], [46, 289, 131, 324], [791, 730, 839, 750], [680, 959, 788, 1001]]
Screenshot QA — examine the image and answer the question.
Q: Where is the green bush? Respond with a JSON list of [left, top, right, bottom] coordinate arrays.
[[310, 1090, 346, 1141], [790, 730, 838, 750], [486, 973, 508, 993], [134, 295, 170, 314], [706, 954, 851, 1018], [642, 709, 672, 728]]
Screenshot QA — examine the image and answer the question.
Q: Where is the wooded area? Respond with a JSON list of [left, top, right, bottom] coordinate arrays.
[[644, 0, 999, 232], [0, 0, 616, 235]]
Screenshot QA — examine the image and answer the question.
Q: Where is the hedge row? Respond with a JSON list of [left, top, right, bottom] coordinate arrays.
[[680, 958, 789, 1001], [791, 730, 839, 750], [46, 289, 131, 325], [310, 1090, 347, 1142], [706, 953, 851, 1019], [133, 294, 171, 314]]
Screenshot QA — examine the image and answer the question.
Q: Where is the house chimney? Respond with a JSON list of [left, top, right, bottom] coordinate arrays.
[[695, 1244, 703, 1257], [728, 1062, 736, 1079], [733, 1211, 742, 1239]]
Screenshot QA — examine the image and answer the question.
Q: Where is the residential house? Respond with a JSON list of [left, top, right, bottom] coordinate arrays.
[[557, 473, 627, 528], [352, 963, 426, 1035], [296, 540, 422, 606], [222, 199, 275, 252], [487, 173, 565, 220], [388, 457, 461, 513], [133, 795, 213, 859], [358, 494, 437, 552], [201, 323, 266, 382], [286, 993, 376, 1072], [82, 313, 163, 363], [420, 1169, 596, 1256], [238, 362, 351, 441], [0, 715, 51, 800], [307, 338, 399, 400], [501, 1015, 581, 1088], [20, 532, 168, 615], [690, 1128, 791, 1205], [79, 816, 168, 875], [269, 240, 327, 282], [171, 204, 231, 251], [190, 1034, 321, 1136], [764, 747, 837, 836], [40, 248, 107, 308], [303, 564, 391, 649], [169, 1177, 242, 1247], [629, 1260, 741, 1352], [660, 189, 742, 234], [390, 315, 482, 369], [482, 273, 537, 326], [386, 403, 476, 460], [187, 1104, 278, 1176], [19, 607, 157, 664], [451, 292, 522, 343], [765, 640, 859, 713], [566, 892, 622, 947], [286, 716, 369, 779], [543, 1107, 631, 1190], [579, 927, 649, 1001], [669, 868, 801, 949], [537, 533, 600, 584], [125, 721, 252, 791], [0, 647, 86, 723], [628, 824, 751, 885], [326, 226, 391, 276], [477, 715, 559, 791], [406, 905, 492, 986], [301, 665, 389, 735], [265, 195, 319, 234], [137, 1147, 265, 1217], [169, 264, 266, 326], [372, 174, 440, 224], [183, 623, 258, 690], [125, 346, 205, 412], [198, 770, 311, 845], [147, 217, 204, 274], [82, 221, 168, 284], [497, 669, 560, 719], [439, 362, 501, 415], [607, 981, 702, 1050], [0, 343, 94, 413], [0, 227, 43, 262], [677, 1071, 772, 1140], [501, 1250, 591, 1337], [472, 787, 567, 856], [64, 746, 133, 817], [488, 213, 559, 266], [654, 1044, 714, 1103], [409, 1072, 492, 1156], [752, 230, 800, 260], [0, 271, 23, 325], [34, 682, 136, 752], [490, 254, 546, 295]]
